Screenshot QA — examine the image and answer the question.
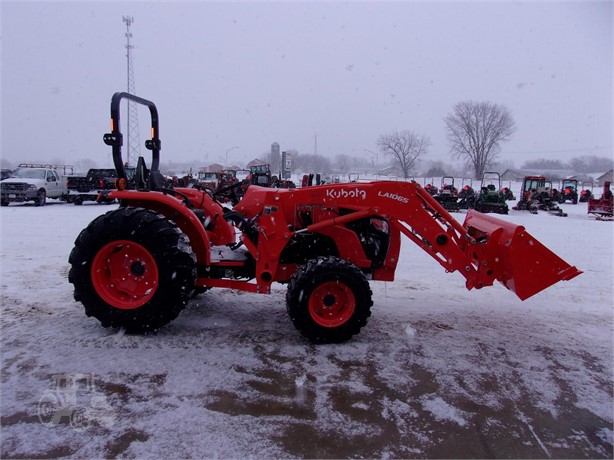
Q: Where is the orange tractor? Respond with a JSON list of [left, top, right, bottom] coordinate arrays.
[[513, 175, 567, 216], [68, 93, 582, 343]]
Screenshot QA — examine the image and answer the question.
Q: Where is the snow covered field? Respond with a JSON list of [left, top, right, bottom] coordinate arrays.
[[1, 195, 612, 458]]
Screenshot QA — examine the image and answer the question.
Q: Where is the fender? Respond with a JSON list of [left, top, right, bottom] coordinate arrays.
[[105, 190, 212, 266]]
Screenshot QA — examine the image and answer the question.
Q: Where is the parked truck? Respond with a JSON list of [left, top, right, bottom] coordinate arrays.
[[66, 167, 135, 205], [0, 163, 72, 206]]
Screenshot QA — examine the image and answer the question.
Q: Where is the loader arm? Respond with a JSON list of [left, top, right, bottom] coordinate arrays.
[[239, 181, 581, 300]]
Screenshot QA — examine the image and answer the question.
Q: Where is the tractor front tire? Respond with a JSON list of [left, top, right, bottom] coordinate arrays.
[[68, 207, 196, 333], [286, 256, 373, 344]]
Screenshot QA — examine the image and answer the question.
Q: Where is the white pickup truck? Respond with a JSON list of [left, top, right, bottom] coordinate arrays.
[[0, 164, 72, 206]]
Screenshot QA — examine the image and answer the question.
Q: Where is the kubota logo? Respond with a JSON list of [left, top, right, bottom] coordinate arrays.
[[326, 188, 367, 200], [378, 191, 409, 203]]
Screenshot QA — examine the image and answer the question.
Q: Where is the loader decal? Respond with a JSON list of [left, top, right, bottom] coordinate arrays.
[[378, 191, 410, 204]]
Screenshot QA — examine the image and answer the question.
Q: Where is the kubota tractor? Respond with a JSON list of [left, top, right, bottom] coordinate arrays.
[[68, 93, 582, 343], [558, 179, 579, 204], [513, 175, 567, 217]]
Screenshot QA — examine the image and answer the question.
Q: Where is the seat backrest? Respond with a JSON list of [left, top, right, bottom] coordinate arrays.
[[135, 157, 149, 190], [148, 171, 166, 190]]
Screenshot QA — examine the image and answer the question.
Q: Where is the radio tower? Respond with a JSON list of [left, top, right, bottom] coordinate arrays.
[[123, 16, 140, 167]]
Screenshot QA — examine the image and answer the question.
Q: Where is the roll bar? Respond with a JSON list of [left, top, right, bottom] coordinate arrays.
[[103, 92, 161, 181]]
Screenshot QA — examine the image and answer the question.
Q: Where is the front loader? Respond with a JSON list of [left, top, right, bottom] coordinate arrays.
[[68, 93, 582, 343]]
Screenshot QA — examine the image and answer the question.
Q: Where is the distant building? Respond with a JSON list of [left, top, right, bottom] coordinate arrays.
[[596, 169, 613, 186], [247, 158, 267, 168], [205, 163, 224, 172]]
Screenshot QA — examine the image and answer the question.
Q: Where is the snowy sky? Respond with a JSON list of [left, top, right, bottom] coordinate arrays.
[[1, 1, 612, 169]]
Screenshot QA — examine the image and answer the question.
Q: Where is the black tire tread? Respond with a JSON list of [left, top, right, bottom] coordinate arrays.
[[286, 256, 373, 344], [68, 207, 196, 332]]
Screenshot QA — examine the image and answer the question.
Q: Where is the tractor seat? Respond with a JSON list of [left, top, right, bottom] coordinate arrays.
[[148, 171, 166, 190], [135, 157, 149, 190], [135, 156, 168, 191]]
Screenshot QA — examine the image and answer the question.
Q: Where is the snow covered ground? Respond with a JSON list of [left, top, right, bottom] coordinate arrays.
[[0, 193, 612, 458]]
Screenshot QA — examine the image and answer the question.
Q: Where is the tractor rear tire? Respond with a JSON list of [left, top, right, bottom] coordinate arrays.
[[68, 207, 196, 333], [286, 256, 373, 344]]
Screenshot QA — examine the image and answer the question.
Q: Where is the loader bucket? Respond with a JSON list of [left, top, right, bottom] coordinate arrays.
[[463, 210, 582, 300]]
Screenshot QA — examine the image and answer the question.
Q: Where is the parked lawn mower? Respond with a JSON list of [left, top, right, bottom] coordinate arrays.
[[473, 172, 509, 215], [433, 176, 459, 212], [500, 181, 515, 201], [457, 180, 476, 210], [68, 93, 582, 343], [423, 177, 438, 196], [513, 176, 567, 217], [579, 182, 594, 203]]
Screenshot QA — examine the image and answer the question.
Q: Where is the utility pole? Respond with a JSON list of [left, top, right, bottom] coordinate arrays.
[[123, 16, 140, 167]]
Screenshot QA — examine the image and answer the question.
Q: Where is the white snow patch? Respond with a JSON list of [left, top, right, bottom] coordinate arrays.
[[421, 395, 468, 427], [404, 324, 416, 337]]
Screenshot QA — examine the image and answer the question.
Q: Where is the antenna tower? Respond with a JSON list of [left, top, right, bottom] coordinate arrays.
[[123, 16, 140, 167]]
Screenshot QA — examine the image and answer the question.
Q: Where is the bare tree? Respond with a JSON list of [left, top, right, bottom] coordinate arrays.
[[294, 153, 332, 174], [335, 154, 352, 172], [74, 158, 99, 174], [445, 101, 516, 178], [569, 155, 614, 173], [522, 158, 565, 170], [377, 130, 429, 178]]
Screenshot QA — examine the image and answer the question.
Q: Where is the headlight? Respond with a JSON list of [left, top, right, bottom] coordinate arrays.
[[28, 184, 37, 190], [370, 217, 389, 234]]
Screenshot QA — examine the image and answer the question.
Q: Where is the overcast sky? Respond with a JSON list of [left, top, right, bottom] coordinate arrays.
[[1, 1, 612, 170]]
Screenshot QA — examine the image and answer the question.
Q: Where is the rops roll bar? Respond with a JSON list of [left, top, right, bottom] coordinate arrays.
[[103, 92, 161, 181]]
